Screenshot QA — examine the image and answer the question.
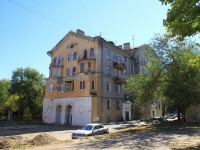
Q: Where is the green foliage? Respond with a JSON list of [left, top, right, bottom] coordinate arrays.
[[189, 55, 200, 67], [5, 94, 19, 112], [0, 79, 11, 112], [23, 107, 32, 121], [160, 0, 200, 40], [125, 34, 200, 122], [11, 67, 45, 117]]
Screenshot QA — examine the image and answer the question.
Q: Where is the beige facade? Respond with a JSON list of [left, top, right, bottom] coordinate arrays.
[[43, 29, 162, 125]]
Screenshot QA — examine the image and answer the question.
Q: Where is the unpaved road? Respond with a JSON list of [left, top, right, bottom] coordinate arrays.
[[1, 120, 200, 150]]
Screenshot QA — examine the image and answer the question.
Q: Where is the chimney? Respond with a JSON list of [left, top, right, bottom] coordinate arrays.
[[76, 29, 85, 35], [123, 42, 130, 50], [117, 45, 122, 49]]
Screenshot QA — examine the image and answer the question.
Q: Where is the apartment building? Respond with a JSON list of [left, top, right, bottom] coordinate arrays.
[[131, 45, 162, 118], [43, 29, 135, 126]]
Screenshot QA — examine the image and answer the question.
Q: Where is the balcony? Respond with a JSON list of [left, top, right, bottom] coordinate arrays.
[[113, 76, 125, 85], [113, 62, 120, 68], [78, 53, 96, 63], [49, 63, 64, 69], [113, 62, 127, 70]]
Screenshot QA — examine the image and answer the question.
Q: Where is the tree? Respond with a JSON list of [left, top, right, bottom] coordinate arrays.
[[160, 0, 200, 40], [11, 67, 45, 117], [23, 107, 32, 121], [0, 79, 11, 114], [125, 34, 200, 122]]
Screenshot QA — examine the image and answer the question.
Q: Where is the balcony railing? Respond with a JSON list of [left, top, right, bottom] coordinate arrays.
[[78, 53, 96, 63], [113, 76, 125, 84], [49, 63, 64, 68], [113, 62, 127, 69]]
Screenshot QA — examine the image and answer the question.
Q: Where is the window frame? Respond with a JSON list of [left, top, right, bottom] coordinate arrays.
[[79, 81, 85, 90], [107, 51, 111, 60], [92, 80, 95, 90], [88, 62, 91, 72], [116, 85, 121, 94], [116, 100, 120, 109], [67, 68, 70, 76], [107, 83, 111, 92], [107, 99, 111, 109], [80, 63, 84, 73], [73, 52, 77, 60], [58, 56, 62, 65], [107, 66, 111, 76], [48, 84, 53, 92], [73, 67, 76, 75], [56, 69, 60, 77], [67, 54, 71, 62], [90, 48, 94, 56]]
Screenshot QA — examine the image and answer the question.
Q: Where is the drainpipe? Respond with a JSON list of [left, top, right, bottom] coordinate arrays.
[[99, 37, 104, 122]]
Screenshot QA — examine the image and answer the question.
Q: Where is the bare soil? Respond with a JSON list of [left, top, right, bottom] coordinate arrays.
[[0, 120, 200, 150]]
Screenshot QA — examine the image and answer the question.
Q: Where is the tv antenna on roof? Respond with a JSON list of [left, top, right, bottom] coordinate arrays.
[[132, 35, 134, 48]]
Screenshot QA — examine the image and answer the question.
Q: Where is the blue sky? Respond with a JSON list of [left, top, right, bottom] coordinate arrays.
[[0, 0, 169, 79]]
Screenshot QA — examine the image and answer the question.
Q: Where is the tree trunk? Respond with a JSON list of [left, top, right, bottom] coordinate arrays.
[[8, 110, 13, 122]]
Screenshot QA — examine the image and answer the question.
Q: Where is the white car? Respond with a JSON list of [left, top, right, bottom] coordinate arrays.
[[71, 123, 109, 139], [167, 114, 175, 119]]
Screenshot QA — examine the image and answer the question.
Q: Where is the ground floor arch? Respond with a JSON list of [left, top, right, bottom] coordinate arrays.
[[55, 105, 62, 124]]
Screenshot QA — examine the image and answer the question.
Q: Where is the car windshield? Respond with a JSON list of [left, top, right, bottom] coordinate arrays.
[[80, 125, 93, 130]]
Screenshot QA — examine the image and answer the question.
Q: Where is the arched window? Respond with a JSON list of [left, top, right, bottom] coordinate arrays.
[[113, 54, 117, 63], [83, 50, 87, 59], [53, 58, 56, 65], [90, 48, 94, 56], [73, 52, 77, 60], [58, 56, 62, 65], [118, 56, 121, 64], [67, 54, 71, 61]]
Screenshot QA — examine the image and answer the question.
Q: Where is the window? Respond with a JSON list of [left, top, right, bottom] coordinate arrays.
[[88, 62, 91, 72], [116, 85, 120, 94], [113, 54, 117, 62], [131, 64, 134, 73], [73, 67, 76, 75], [118, 56, 121, 64], [92, 80, 95, 90], [58, 56, 62, 65], [83, 50, 87, 59], [107, 83, 111, 92], [116, 100, 120, 109], [90, 48, 94, 56], [53, 58, 56, 65], [107, 100, 111, 109], [125, 94, 128, 99], [72, 82, 74, 91], [57, 83, 64, 92], [67, 54, 71, 61], [80, 63, 84, 73], [123, 68, 127, 74], [118, 70, 121, 76], [67, 68, 70, 76], [124, 56, 127, 62], [107, 51, 111, 60], [73, 52, 77, 60], [50, 70, 54, 77], [107, 66, 111, 76], [114, 69, 117, 76], [56, 69, 60, 77], [49, 84, 53, 92], [80, 81, 85, 89]]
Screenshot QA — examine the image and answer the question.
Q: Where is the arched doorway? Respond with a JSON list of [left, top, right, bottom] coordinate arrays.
[[65, 105, 73, 124], [55, 105, 62, 124]]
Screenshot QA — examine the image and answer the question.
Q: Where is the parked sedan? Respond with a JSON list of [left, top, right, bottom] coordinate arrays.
[[71, 123, 109, 139]]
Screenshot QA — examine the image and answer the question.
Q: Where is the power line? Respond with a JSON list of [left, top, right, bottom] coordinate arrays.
[[8, 0, 73, 28]]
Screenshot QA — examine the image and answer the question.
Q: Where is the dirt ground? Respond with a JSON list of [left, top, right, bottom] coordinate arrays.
[[0, 120, 200, 150]]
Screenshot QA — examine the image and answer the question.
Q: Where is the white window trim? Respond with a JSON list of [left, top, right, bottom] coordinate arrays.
[[116, 85, 121, 94], [67, 54, 71, 62], [56, 69, 60, 77], [79, 81, 85, 90], [107, 83, 111, 92], [48, 84, 53, 92]]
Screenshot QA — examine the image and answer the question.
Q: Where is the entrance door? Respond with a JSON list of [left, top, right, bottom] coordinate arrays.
[[125, 111, 129, 121], [55, 105, 62, 124], [65, 105, 72, 124]]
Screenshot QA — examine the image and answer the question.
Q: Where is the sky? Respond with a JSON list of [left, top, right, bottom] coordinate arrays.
[[0, 0, 169, 79]]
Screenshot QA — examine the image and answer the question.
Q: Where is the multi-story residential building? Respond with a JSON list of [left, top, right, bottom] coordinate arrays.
[[131, 45, 162, 119], [43, 29, 134, 126], [42, 29, 162, 126]]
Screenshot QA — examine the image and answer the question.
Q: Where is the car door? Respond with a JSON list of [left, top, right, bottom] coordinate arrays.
[[93, 125, 99, 135], [98, 125, 104, 134]]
